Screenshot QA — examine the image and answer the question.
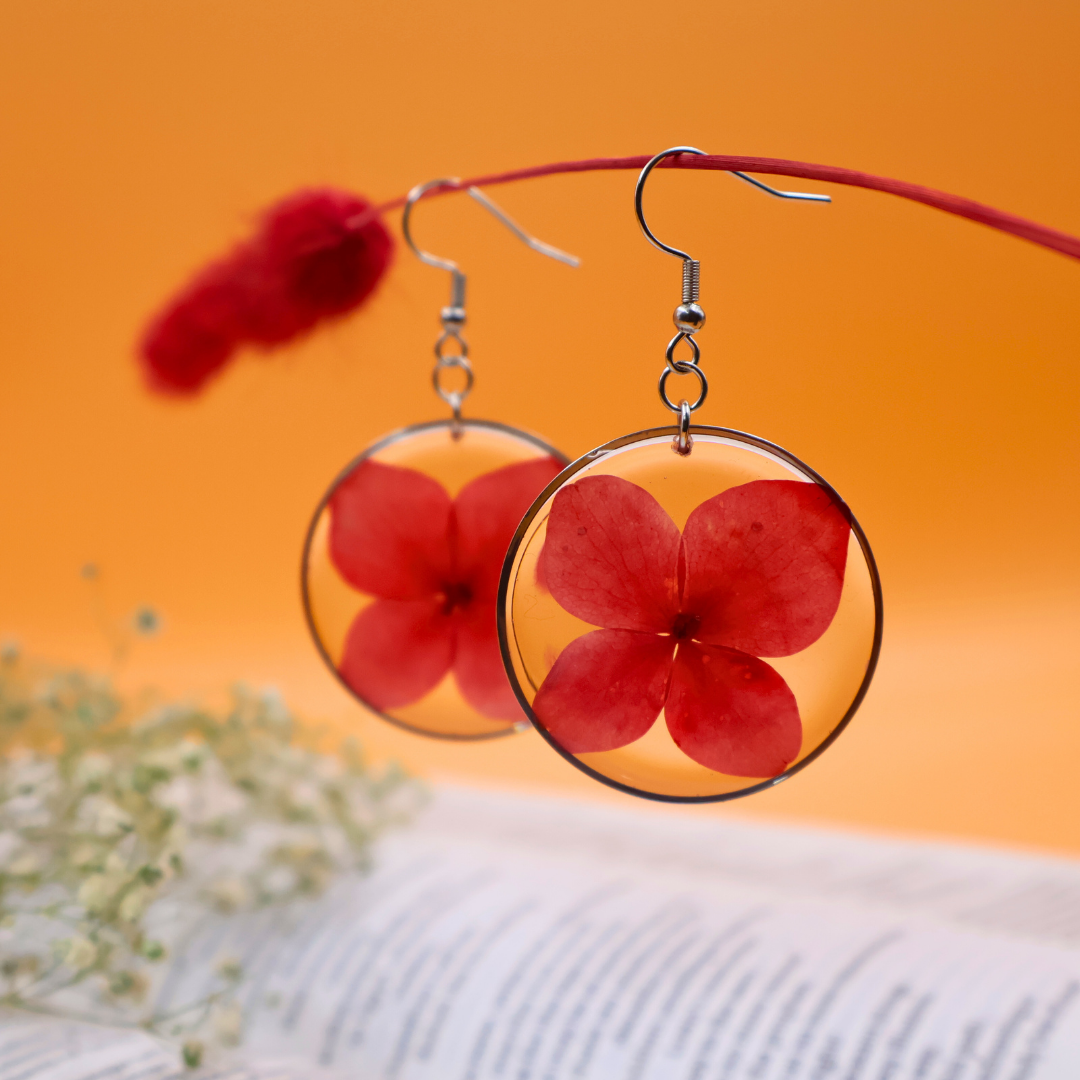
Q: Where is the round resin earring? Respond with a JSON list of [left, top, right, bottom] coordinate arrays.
[[303, 180, 577, 740], [500, 147, 882, 800]]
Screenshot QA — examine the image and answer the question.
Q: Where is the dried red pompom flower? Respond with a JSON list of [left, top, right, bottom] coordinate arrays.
[[138, 189, 393, 395]]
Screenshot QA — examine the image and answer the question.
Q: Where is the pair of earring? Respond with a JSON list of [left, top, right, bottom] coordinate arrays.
[[303, 147, 883, 805]]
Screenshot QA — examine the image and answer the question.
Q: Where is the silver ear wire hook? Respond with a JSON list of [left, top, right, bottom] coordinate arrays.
[[635, 147, 831, 257], [403, 178, 579, 322], [466, 187, 580, 267], [635, 146, 829, 455], [402, 178, 579, 435], [729, 171, 832, 202], [635, 146, 708, 262], [403, 179, 468, 326]]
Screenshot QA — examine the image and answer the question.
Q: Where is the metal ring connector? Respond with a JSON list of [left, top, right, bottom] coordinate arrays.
[[659, 363, 708, 413], [665, 332, 701, 374], [434, 328, 471, 434], [672, 400, 693, 456], [433, 355, 474, 416], [435, 328, 469, 362]]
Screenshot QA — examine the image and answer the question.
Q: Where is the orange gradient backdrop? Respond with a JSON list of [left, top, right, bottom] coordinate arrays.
[[0, 1, 1077, 850]]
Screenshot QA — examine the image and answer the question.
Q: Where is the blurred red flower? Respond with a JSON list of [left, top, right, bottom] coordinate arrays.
[[140, 189, 393, 394]]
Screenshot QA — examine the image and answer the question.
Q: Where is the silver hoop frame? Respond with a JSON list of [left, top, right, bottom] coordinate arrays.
[[497, 424, 883, 802], [302, 417, 570, 742]]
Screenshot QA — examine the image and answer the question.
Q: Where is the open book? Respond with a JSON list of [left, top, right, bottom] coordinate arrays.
[[3, 786, 1079, 1079]]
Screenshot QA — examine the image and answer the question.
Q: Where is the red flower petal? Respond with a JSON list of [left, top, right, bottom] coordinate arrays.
[[665, 642, 801, 777], [453, 457, 564, 601], [681, 480, 850, 657], [541, 476, 681, 632], [453, 602, 524, 721], [338, 598, 454, 710], [532, 629, 675, 752], [534, 537, 552, 593], [328, 460, 453, 600]]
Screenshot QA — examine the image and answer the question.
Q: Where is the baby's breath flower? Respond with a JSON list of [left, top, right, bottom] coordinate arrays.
[[118, 885, 150, 922], [0, 655, 421, 1065], [2, 954, 40, 980], [7, 851, 40, 877], [108, 969, 148, 1002], [93, 800, 134, 837], [74, 753, 111, 788], [61, 936, 98, 971], [180, 746, 204, 772], [181, 1040, 204, 1069], [140, 745, 184, 775], [70, 842, 99, 868], [215, 956, 243, 982], [208, 877, 248, 913], [141, 940, 166, 962], [77, 873, 113, 913], [166, 822, 189, 848], [132, 607, 161, 636], [289, 781, 320, 808], [213, 1002, 243, 1045], [138, 864, 163, 886]]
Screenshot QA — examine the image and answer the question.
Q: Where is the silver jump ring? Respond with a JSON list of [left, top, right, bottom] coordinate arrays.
[[433, 356, 474, 400], [433, 357, 474, 427], [659, 363, 708, 413], [435, 329, 469, 362], [665, 332, 701, 374], [672, 399, 693, 456]]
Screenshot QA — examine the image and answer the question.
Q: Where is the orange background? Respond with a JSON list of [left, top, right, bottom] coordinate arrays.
[[0, 1, 1077, 851]]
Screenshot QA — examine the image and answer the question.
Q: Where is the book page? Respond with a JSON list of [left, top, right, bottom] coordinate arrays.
[[147, 786, 1080, 1080], [0, 1016, 337, 1080]]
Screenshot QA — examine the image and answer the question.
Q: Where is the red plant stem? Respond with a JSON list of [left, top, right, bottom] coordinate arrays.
[[354, 153, 1080, 261]]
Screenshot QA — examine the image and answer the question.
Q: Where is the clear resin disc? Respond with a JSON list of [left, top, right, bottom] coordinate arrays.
[[303, 419, 567, 739], [499, 426, 882, 800]]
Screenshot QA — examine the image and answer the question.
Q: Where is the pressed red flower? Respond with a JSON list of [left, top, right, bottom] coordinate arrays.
[[329, 456, 564, 720], [533, 476, 851, 776]]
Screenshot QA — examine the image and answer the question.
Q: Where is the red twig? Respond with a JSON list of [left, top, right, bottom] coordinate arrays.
[[358, 153, 1080, 261]]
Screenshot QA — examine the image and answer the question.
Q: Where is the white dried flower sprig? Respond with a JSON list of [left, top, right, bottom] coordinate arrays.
[[0, 648, 422, 1062]]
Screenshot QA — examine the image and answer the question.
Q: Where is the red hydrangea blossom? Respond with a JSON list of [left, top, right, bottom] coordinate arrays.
[[533, 476, 851, 777], [329, 456, 563, 720]]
